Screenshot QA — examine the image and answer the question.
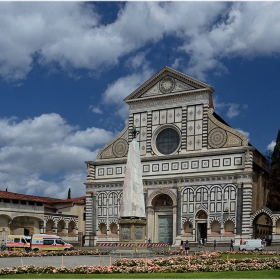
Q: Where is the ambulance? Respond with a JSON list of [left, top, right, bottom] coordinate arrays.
[[30, 234, 74, 251], [5, 235, 31, 251]]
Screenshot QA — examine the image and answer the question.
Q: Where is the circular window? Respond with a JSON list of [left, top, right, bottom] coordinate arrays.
[[156, 128, 180, 155]]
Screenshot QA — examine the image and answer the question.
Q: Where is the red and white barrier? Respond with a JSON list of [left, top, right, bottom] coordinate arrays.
[[96, 243, 115, 247], [117, 243, 134, 247], [97, 242, 168, 247]]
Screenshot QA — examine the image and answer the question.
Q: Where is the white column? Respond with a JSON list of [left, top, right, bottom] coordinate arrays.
[[147, 208, 154, 242]]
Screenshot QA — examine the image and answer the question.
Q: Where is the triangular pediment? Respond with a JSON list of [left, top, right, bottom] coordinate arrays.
[[124, 66, 214, 103]]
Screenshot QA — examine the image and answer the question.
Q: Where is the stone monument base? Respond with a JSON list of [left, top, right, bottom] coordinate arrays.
[[119, 218, 147, 243]]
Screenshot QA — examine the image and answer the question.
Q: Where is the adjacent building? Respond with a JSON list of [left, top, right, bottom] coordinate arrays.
[[0, 190, 85, 245]]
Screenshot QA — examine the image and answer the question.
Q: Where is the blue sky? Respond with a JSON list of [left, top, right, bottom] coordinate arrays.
[[0, 2, 279, 199]]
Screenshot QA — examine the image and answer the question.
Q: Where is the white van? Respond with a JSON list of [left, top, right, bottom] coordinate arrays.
[[239, 239, 264, 251]]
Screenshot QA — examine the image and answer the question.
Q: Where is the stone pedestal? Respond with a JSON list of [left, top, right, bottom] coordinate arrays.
[[119, 218, 147, 243]]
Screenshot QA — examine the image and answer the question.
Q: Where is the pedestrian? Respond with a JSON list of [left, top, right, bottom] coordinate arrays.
[[184, 240, 190, 256], [148, 238, 152, 248], [262, 236, 266, 247], [230, 239, 234, 251], [180, 240, 184, 254], [240, 237, 243, 245], [213, 239, 217, 250], [200, 238, 203, 248], [1, 239, 5, 251], [203, 238, 207, 246]]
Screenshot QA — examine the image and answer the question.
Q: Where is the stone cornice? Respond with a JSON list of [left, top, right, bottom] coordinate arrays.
[[85, 146, 251, 166], [127, 89, 211, 105], [84, 172, 253, 188], [129, 92, 210, 111]]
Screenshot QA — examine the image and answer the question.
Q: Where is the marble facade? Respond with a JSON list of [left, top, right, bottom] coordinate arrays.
[[84, 67, 271, 246]]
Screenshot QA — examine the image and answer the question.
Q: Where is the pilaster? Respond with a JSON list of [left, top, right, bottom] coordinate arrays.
[[146, 111, 152, 154], [242, 182, 253, 236], [177, 186, 182, 236], [181, 106, 187, 151], [202, 104, 209, 148]]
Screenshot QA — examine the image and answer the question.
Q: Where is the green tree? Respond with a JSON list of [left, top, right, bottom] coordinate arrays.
[[266, 129, 280, 210]]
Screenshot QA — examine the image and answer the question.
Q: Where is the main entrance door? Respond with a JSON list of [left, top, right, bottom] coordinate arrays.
[[158, 215, 173, 244]]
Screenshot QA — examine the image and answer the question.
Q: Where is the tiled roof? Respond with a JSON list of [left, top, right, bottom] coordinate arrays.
[[0, 190, 85, 205]]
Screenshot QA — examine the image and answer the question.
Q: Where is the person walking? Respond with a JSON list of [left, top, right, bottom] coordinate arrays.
[[203, 238, 207, 247], [184, 240, 190, 256], [240, 237, 243, 245], [1, 240, 5, 251], [213, 239, 217, 250], [199, 238, 203, 248], [230, 239, 234, 251], [180, 240, 184, 254]]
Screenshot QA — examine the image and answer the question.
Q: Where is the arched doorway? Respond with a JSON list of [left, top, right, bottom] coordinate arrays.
[[152, 193, 173, 244], [253, 213, 272, 240], [196, 210, 207, 242]]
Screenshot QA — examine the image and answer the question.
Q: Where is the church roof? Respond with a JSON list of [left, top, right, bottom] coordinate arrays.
[[0, 190, 85, 205]]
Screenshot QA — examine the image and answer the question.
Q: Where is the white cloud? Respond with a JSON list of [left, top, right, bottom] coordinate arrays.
[[267, 140, 276, 152], [213, 96, 247, 119], [3, 2, 280, 81], [0, 113, 114, 197], [227, 103, 240, 119], [102, 62, 154, 119], [90, 106, 103, 114]]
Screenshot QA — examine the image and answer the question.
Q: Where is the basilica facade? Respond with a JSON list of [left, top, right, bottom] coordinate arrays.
[[84, 67, 272, 246]]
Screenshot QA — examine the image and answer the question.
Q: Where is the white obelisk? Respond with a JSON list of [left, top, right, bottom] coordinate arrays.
[[120, 138, 146, 218]]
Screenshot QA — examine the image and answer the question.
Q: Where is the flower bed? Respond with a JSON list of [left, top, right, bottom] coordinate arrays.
[[1, 249, 280, 258], [154, 249, 280, 256], [0, 249, 108, 258], [0, 252, 280, 275]]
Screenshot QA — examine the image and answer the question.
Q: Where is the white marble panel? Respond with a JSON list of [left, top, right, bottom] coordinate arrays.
[[139, 141, 146, 156], [187, 121, 195, 136], [160, 110, 167, 124], [167, 109, 174, 123], [175, 107, 182, 123], [187, 106, 195, 121], [195, 135, 202, 150], [141, 112, 147, 127], [140, 127, 147, 141], [152, 111, 159, 125], [187, 136, 194, 151], [195, 105, 203, 120], [134, 113, 141, 127], [195, 120, 203, 135]]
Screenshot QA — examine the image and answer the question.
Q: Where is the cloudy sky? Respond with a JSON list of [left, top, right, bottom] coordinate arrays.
[[0, 1, 279, 199]]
